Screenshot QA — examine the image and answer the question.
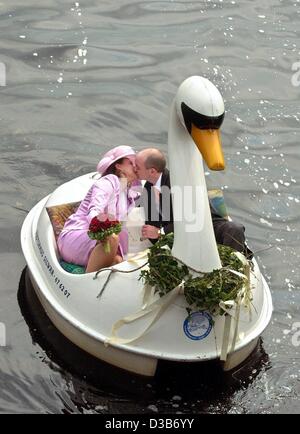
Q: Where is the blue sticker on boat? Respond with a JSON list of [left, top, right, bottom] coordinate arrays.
[[183, 311, 212, 340]]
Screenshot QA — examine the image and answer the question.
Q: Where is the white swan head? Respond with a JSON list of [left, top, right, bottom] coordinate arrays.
[[175, 76, 225, 171]]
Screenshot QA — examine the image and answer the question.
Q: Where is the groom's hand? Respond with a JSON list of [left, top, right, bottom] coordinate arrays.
[[141, 225, 160, 239]]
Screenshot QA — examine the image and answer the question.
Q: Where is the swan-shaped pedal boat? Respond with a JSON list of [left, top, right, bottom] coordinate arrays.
[[21, 76, 272, 376]]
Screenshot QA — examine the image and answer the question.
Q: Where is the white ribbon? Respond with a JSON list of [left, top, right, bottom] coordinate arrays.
[[126, 249, 149, 264], [141, 283, 155, 309], [105, 281, 184, 347], [219, 252, 252, 362]]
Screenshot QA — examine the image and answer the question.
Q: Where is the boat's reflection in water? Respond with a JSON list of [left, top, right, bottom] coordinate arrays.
[[18, 267, 270, 412]]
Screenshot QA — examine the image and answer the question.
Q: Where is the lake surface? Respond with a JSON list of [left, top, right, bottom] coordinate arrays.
[[0, 0, 299, 414]]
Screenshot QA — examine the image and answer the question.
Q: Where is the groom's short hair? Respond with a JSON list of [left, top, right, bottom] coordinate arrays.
[[143, 148, 166, 173]]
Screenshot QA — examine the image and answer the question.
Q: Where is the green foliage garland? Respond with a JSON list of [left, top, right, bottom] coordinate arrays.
[[139, 233, 249, 316]]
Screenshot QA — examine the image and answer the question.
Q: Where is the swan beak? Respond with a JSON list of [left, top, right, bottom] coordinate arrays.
[[191, 125, 225, 171]]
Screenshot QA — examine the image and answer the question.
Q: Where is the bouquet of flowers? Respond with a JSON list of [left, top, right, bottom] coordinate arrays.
[[88, 214, 122, 253]]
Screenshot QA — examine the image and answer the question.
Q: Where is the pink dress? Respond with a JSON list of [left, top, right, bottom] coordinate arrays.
[[57, 174, 139, 267]]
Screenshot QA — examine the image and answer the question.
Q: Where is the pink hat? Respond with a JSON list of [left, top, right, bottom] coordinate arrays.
[[97, 145, 136, 174]]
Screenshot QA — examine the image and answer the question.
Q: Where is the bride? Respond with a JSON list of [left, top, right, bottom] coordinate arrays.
[[57, 145, 139, 273]]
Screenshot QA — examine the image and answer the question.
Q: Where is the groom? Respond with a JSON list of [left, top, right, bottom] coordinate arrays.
[[135, 148, 252, 257]]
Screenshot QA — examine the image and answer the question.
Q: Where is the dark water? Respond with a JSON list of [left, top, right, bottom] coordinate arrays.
[[0, 0, 300, 414]]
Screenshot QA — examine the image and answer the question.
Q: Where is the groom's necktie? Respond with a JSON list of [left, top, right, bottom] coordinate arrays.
[[151, 185, 161, 222], [153, 186, 160, 209]]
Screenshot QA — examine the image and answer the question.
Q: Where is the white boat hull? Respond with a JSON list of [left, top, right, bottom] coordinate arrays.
[[21, 173, 273, 376], [26, 269, 157, 376]]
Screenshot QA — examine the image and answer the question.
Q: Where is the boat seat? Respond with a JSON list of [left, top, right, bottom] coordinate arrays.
[[46, 201, 84, 274], [46, 201, 81, 241], [208, 189, 228, 219], [59, 260, 85, 274]]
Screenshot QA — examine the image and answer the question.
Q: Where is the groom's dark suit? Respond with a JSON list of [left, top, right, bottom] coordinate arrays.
[[142, 168, 251, 256]]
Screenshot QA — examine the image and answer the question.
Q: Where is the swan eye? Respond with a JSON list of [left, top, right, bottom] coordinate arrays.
[[181, 103, 225, 134]]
